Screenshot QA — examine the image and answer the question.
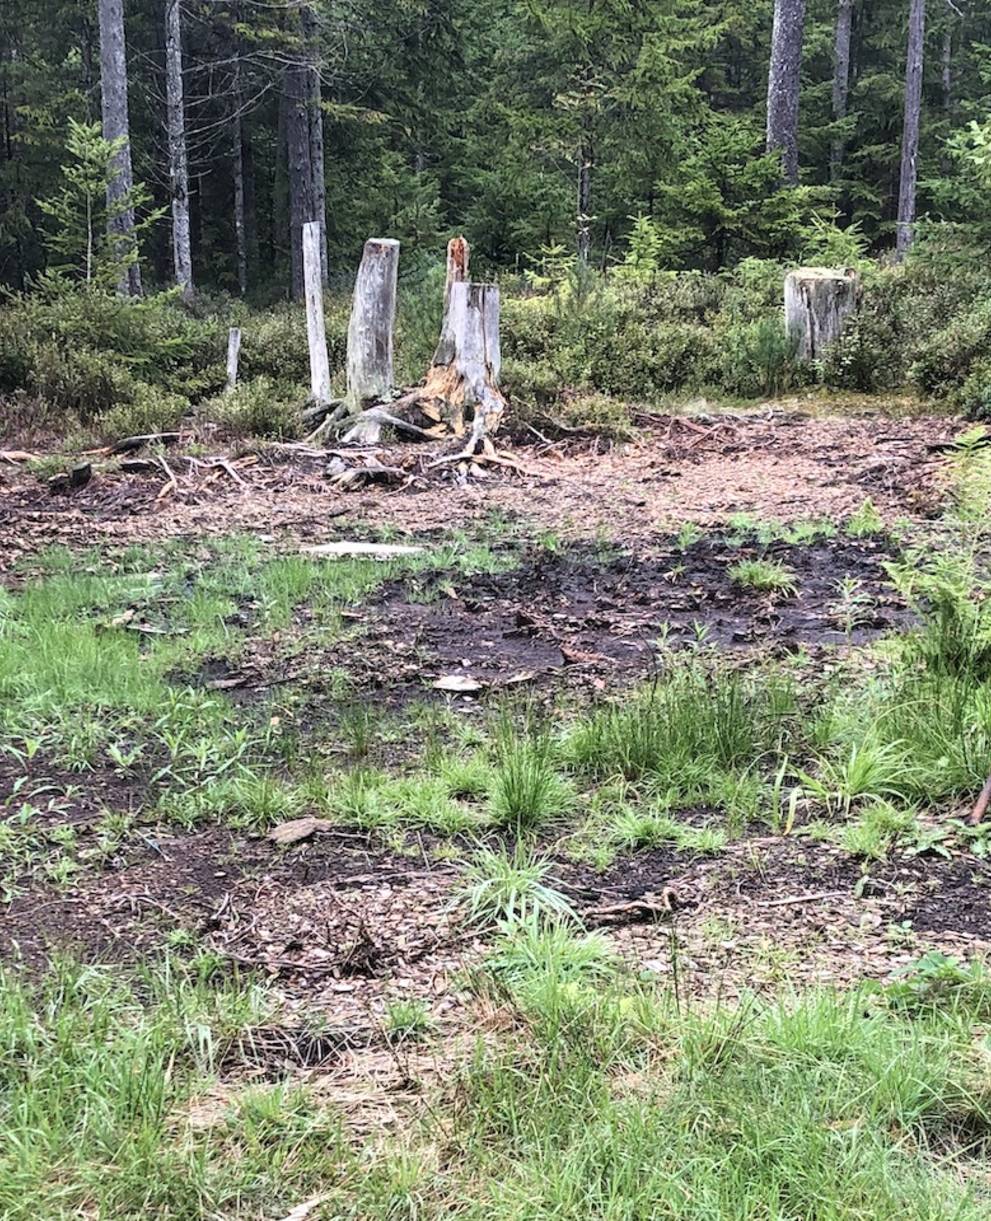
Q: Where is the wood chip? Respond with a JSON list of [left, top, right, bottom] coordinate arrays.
[[276, 1193, 331, 1221], [267, 817, 335, 846]]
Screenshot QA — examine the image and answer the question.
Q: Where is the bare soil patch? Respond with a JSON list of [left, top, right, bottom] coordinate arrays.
[[7, 810, 991, 1024], [0, 412, 956, 574], [312, 533, 908, 704]]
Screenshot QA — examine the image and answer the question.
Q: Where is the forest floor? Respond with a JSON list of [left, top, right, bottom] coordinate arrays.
[[3, 403, 991, 1218]]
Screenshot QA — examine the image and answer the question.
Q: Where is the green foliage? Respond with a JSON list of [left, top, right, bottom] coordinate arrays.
[[0, 281, 225, 438], [718, 317, 802, 398], [383, 998, 434, 1043], [38, 119, 161, 291], [910, 298, 991, 403], [455, 844, 576, 929], [728, 558, 798, 595], [453, 981, 991, 1218], [563, 659, 798, 800], [490, 719, 574, 830], [238, 302, 348, 388], [200, 377, 302, 441], [888, 548, 991, 682]]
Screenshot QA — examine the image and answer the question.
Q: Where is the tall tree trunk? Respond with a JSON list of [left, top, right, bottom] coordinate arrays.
[[98, 0, 141, 296], [766, 0, 807, 186], [941, 19, 952, 111], [301, 4, 327, 285], [165, 0, 193, 301], [232, 105, 248, 296], [284, 56, 313, 301], [830, 0, 853, 181], [1, 37, 25, 290], [577, 127, 593, 266], [896, 0, 926, 259]]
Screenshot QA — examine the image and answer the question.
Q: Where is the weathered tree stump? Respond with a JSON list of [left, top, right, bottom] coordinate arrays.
[[347, 237, 399, 410], [309, 234, 508, 456], [225, 326, 241, 392], [419, 280, 506, 451], [784, 267, 859, 361]]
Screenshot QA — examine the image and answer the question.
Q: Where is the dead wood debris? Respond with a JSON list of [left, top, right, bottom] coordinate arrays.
[[584, 888, 679, 926], [969, 772, 991, 826], [325, 454, 409, 490], [267, 817, 341, 846], [47, 462, 92, 495]]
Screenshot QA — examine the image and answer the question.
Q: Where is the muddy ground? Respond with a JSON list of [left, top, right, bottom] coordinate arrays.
[[2, 406, 987, 1070]]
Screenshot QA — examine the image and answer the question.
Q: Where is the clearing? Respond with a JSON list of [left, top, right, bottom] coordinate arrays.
[[3, 405, 991, 1219]]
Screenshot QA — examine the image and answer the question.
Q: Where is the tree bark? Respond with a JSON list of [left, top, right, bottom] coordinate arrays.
[[941, 18, 952, 112], [784, 267, 859, 360], [346, 237, 399, 410], [577, 126, 593, 265], [896, 0, 926, 258], [232, 104, 248, 296], [304, 221, 331, 404], [97, 0, 142, 296], [420, 281, 506, 450], [766, 0, 807, 187], [301, 4, 327, 285], [165, 0, 193, 301], [433, 235, 471, 365], [284, 57, 314, 301], [830, 0, 854, 181]]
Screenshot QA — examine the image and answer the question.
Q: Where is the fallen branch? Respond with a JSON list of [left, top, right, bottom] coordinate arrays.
[[324, 454, 410, 491], [109, 431, 185, 455], [301, 540, 425, 559], [584, 888, 678, 926], [154, 454, 179, 499]]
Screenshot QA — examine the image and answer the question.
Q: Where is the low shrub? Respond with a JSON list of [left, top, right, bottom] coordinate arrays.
[[719, 316, 803, 397], [199, 377, 302, 441], [910, 297, 991, 402], [238, 302, 348, 387]]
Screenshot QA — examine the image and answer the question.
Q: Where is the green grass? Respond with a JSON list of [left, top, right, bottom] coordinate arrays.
[[728, 556, 798, 595], [5, 947, 991, 1219], [490, 720, 575, 830], [448, 973, 991, 1219], [9, 481, 991, 1216], [454, 843, 576, 928]]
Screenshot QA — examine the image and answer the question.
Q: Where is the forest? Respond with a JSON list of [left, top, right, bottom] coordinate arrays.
[[5, 1, 991, 1219]]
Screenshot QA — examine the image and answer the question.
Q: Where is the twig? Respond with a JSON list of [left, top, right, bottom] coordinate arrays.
[[757, 890, 847, 909], [154, 454, 179, 499], [969, 772, 991, 826]]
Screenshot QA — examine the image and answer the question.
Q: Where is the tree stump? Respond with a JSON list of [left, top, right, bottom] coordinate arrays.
[[419, 281, 506, 450], [346, 237, 399, 410], [784, 267, 859, 361], [225, 326, 241, 392], [313, 234, 508, 455]]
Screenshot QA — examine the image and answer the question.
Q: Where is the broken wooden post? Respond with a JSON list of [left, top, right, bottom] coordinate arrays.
[[225, 326, 241, 392], [434, 235, 471, 364], [346, 237, 399, 410], [303, 220, 331, 405], [422, 280, 506, 449], [784, 267, 859, 361]]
